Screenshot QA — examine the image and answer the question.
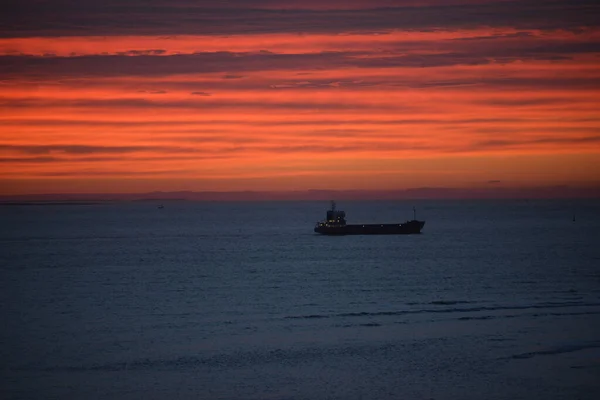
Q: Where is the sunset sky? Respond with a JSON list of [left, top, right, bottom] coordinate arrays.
[[1, 0, 599, 196]]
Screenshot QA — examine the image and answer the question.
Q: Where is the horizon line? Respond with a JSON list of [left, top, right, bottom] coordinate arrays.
[[1, 185, 600, 202]]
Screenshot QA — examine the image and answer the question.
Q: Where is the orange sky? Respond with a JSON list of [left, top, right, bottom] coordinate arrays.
[[1, 1, 599, 196]]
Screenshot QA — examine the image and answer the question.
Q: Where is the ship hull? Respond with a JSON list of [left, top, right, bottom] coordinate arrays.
[[314, 220, 425, 235]]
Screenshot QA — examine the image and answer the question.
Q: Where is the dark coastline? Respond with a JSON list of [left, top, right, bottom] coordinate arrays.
[[1, 185, 599, 204], [0, 201, 105, 206]]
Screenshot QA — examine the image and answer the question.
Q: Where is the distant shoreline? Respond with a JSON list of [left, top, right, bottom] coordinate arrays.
[[0, 201, 106, 206]]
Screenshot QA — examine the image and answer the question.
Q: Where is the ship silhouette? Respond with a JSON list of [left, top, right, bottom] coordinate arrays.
[[314, 201, 425, 235]]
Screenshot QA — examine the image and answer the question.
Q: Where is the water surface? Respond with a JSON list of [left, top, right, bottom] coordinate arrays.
[[1, 200, 599, 399]]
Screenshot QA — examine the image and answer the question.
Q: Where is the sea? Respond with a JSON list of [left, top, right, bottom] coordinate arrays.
[[1, 199, 599, 400]]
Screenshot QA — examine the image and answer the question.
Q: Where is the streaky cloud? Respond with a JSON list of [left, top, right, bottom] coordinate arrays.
[[0, 144, 198, 155], [2, 1, 598, 38]]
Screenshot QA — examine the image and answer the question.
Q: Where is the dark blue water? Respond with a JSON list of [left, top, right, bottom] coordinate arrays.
[[1, 200, 599, 399]]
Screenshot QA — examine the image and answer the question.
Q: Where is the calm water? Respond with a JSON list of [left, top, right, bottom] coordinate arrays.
[[1, 200, 599, 400]]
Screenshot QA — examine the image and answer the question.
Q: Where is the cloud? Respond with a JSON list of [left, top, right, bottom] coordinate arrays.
[[137, 90, 167, 94], [6, 136, 571, 161], [2, 29, 597, 80], [0, 52, 349, 79], [0, 156, 60, 163], [1, 1, 599, 192], [476, 135, 600, 149], [453, 31, 537, 41], [0, 50, 532, 81], [2, 1, 598, 38], [480, 97, 584, 107], [0, 144, 196, 155], [116, 49, 167, 56], [270, 79, 375, 89], [0, 96, 418, 112], [32, 168, 200, 177]]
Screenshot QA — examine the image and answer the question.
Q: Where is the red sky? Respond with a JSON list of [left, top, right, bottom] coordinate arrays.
[[1, 0, 599, 196]]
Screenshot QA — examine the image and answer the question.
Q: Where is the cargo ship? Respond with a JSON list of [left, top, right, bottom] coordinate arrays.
[[314, 201, 425, 235]]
